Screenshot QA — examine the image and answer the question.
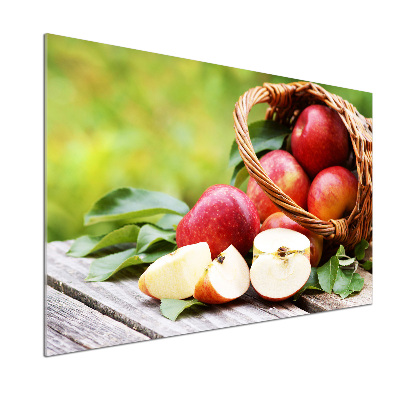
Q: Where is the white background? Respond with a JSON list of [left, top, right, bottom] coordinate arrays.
[[1, 1, 399, 399]]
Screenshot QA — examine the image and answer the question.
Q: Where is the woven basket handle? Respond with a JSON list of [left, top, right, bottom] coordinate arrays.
[[233, 82, 372, 247]]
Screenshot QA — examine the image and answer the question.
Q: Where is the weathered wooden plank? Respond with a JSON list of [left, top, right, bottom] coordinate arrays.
[[46, 241, 308, 340], [46, 326, 87, 356], [294, 267, 372, 313], [46, 286, 149, 356]]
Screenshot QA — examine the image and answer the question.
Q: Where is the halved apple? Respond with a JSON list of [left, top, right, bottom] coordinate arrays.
[[193, 245, 250, 304], [250, 228, 311, 301], [253, 228, 310, 261], [138, 242, 211, 300]]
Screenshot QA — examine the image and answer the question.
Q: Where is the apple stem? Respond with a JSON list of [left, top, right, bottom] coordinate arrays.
[[354, 260, 359, 272]]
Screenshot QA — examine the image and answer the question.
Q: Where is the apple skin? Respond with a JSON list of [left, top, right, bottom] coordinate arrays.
[[253, 286, 305, 302], [176, 184, 260, 259], [246, 150, 310, 222], [194, 270, 231, 305], [261, 212, 323, 268], [138, 274, 158, 300], [307, 166, 358, 221], [291, 104, 350, 178], [252, 287, 300, 302]]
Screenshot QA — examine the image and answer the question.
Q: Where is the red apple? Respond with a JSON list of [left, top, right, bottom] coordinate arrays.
[[246, 150, 310, 222], [176, 184, 260, 259], [291, 104, 350, 178], [261, 212, 323, 268], [308, 166, 358, 221]]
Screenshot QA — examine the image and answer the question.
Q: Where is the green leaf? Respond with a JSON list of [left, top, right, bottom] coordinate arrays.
[[333, 269, 354, 298], [228, 120, 290, 169], [84, 187, 190, 226], [355, 239, 369, 260], [338, 257, 356, 266], [86, 248, 136, 281], [293, 268, 322, 300], [138, 242, 177, 263], [335, 244, 356, 267], [317, 256, 340, 294], [230, 163, 249, 188], [348, 272, 364, 292], [160, 298, 207, 321], [362, 260, 372, 271], [136, 224, 176, 253], [333, 269, 364, 299], [67, 224, 140, 257], [336, 245, 346, 256], [155, 214, 183, 230], [85, 241, 176, 282], [229, 150, 272, 188]]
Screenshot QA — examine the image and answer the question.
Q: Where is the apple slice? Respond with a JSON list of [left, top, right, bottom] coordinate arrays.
[[138, 242, 211, 300], [193, 245, 250, 304], [250, 228, 311, 301]]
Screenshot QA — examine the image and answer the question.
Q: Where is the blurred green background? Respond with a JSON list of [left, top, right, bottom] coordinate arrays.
[[46, 34, 372, 242]]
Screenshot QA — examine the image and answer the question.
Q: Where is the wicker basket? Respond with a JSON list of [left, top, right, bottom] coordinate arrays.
[[233, 81, 372, 250]]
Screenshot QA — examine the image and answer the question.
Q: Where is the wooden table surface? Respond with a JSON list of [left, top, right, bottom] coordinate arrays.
[[45, 240, 373, 356]]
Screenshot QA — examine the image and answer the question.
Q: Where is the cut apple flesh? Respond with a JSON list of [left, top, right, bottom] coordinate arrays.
[[250, 228, 311, 301], [194, 245, 250, 304], [253, 228, 310, 261], [250, 253, 311, 301], [138, 242, 211, 300]]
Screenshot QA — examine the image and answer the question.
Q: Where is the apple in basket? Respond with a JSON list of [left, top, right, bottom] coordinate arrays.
[[307, 166, 358, 221], [291, 104, 350, 178], [246, 150, 310, 222]]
